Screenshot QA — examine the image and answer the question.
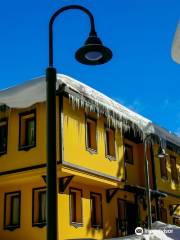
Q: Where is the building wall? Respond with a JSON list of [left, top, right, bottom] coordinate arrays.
[[58, 182, 135, 240], [0, 171, 135, 240], [124, 139, 145, 187], [154, 145, 180, 195], [0, 172, 178, 240], [0, 99, 60, 173], [63, 97, 125, 180], [0, 93, 179, 240], [0, 175, 46, 240]]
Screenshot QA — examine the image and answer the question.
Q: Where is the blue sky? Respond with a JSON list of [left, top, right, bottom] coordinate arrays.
[[0, 0, 180, 135]]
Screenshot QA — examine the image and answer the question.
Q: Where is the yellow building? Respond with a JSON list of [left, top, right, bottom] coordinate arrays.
[[0, 74, 179, 240]]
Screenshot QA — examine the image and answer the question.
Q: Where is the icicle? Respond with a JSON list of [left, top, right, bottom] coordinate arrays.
[[68, 89, 160, 141]]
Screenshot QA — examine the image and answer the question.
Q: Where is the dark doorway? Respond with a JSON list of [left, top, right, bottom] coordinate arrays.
[[126, 202, 137, 235], [117, 199, 137, 236]]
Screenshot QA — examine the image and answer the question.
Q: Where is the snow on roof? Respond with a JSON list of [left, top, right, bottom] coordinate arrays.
[[0, 74, 180, 147], [105, 221, 180, 240]]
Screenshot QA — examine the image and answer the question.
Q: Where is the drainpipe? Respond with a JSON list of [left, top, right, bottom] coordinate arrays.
[[150, 143, 160, 221], [144, 135, 152, 229]]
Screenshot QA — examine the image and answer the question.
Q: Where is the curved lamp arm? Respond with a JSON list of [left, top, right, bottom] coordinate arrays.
[[49, 5, 96, 66]]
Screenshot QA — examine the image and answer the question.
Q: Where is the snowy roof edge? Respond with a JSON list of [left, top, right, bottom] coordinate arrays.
[[0, 74, 179, 147]]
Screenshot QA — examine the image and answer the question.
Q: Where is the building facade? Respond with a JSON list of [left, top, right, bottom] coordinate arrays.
[[0, 75, 179, 240]]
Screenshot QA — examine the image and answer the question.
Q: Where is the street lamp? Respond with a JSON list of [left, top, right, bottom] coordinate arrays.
[[46, 5, 112, 240], [157, 145, 168, 159], [144, 134, 167, 229]]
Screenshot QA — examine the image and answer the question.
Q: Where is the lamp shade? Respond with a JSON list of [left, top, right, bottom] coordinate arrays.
[[75, 34, 112, 65]]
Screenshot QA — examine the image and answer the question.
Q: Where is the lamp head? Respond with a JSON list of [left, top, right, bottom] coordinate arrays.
[[157, 146, 168, 159], [75, 33, 112, 65]]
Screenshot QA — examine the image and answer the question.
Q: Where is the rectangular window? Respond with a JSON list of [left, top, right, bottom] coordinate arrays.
[[0, 119, 8, 155], [124, 144, 133, 164], [90, 192, 103, 228], [151, 205, 157, 222], [32, 188, 47, 227], [4, 191, 21, 230], [105, 127, 116, 158], [19, 110, 36, 150], [170, 156, 178, 184], [117, 199, 126, 220], [160, 158, 168, 180], [160, 207, 167, 223], [69, 188, 83, 225], [86, 118, 97, 152], [173, 217, 180, 227]]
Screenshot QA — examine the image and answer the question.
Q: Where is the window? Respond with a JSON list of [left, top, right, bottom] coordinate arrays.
[[86, 118, 97, 152], [0, 119, 8, 155], [117, 199, 126, 221], [160, 207, 167, 223], [124, 144, 133, 164], [117, 199, 127, 235], [69, 188, 83, 225], [105, 127, 116, 159], [90, 192, 103, 228], [4, 191, 21, 230], [173, 217, 180, 227], [32, 188, 46, 227], [19, 110, 36, 150], [170, 156, 178, 184], [151, 205, 157, 222], [160, 157, 168, 180]]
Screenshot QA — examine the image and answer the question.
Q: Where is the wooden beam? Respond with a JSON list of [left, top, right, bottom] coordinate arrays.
[[106, 188, 119, 203], [59, 176, 74, 193]]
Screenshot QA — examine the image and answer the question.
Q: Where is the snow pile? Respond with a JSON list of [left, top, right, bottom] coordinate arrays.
[[0, 77, 46, 108], [106, 221, 180, 240], [150, 221, 180, 240], [0, 74, 180, 147], [142, 230, 173, 240]]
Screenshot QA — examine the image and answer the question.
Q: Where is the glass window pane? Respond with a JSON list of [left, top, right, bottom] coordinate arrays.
[[160, 208, 167, 223], [91, 195, 97, 225], [70, 189, 82, 224], [90, 193, 102, 227], [33, 188, 47, 225], [70, 191, 76, 223], [0, 123, 7, 152], [87, 121, 91, 148], [11, 196, 20, 226], [26, 119, 35, 146], [19, 111, 36, 148], [125, 145, 133, 164], [118, 200, 126, 220], [170, 156, 178, 183], [86, 119, 97, 150], [106, 128, 115, 157], [160, 158, 167, 179], [39, 191, 46, 222]]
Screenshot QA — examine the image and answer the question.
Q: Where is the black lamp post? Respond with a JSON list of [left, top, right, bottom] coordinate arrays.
[[46, 5, 112, 240], [144, 134, 167, 229]]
